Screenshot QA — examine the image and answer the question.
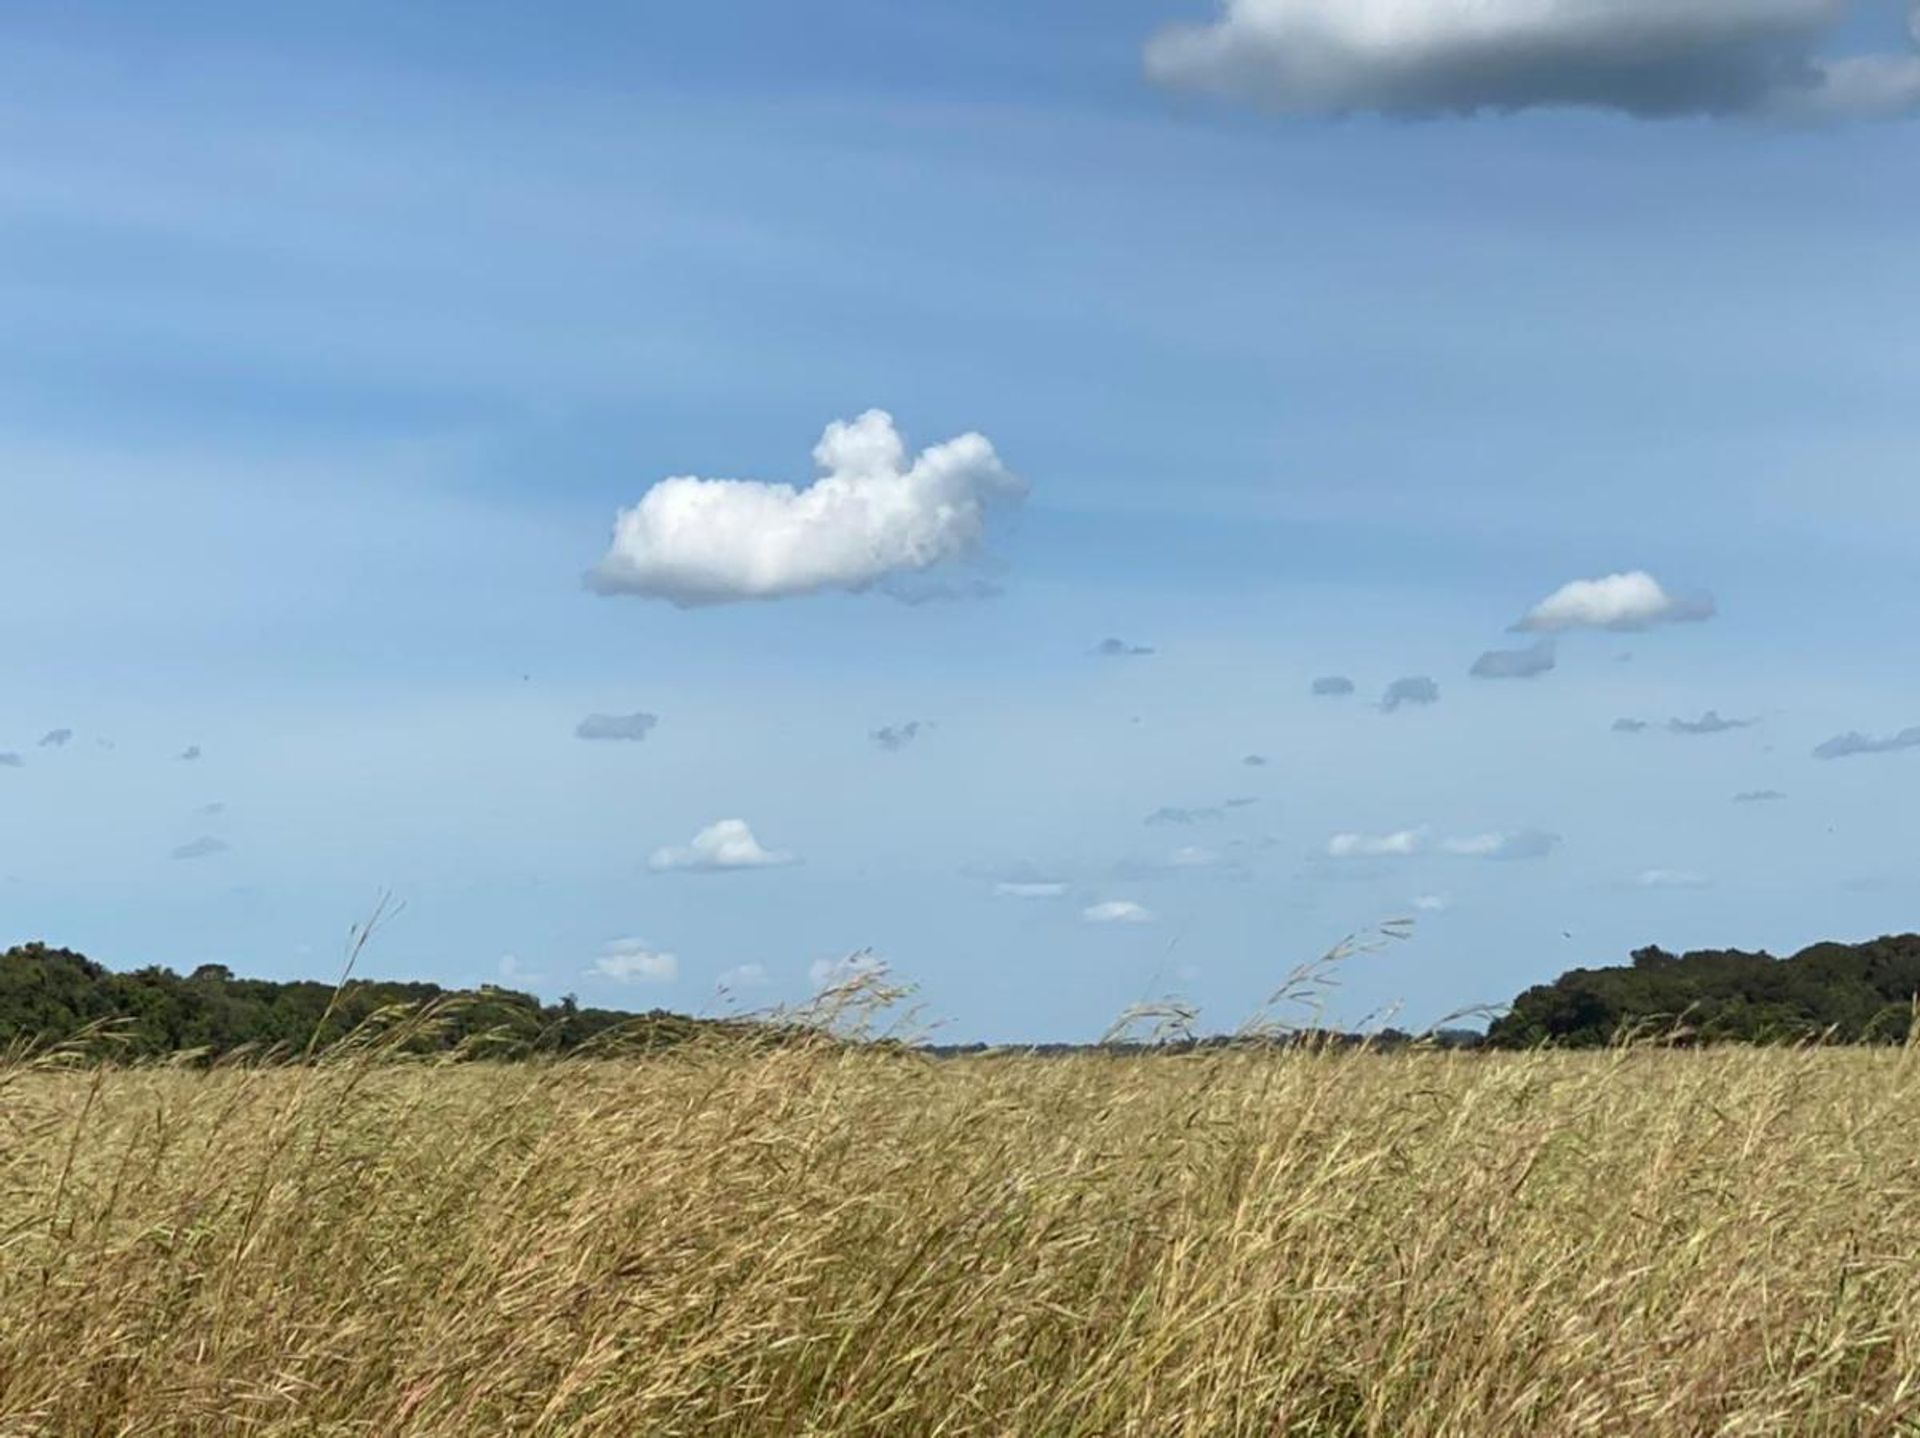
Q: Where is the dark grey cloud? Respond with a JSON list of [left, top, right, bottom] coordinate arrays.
[[38, 729, 72, 748], [1733, 790, 1787, 804], [1814, 726, 1920, 760], [1469, 638, 1556, 681], [1311, 675, 1355, 697], [170, 836, 230, 861], [575, 712, 658, 742], [1146, 805, 1226, 826], [871, 721, 929, 753], [1094, 637, 1155, 658], [1668, 711, 1755, 736], [1380, 676, 1439, 713], [1612, 718, 1650, 734], [1145, 0, 1920, 122]]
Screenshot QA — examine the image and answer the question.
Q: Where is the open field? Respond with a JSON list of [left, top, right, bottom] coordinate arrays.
[[5, 1033, 1920, 1436]]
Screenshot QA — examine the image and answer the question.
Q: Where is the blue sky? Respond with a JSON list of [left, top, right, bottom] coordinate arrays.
[[4, 0, 1919, 1040]]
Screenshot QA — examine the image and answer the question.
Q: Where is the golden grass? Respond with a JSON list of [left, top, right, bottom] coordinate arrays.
[[5, 1033, 1920, 1435]]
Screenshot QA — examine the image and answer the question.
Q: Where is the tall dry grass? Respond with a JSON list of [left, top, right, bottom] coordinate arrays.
[[5, 1020, 1920, 1434]]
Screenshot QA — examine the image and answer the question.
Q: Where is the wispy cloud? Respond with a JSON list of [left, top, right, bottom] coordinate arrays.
[[0, 753, 21, 770], [1813, 726, 1920, 760], [37, 728, 72, 748], [1094, 637, 1155, 658], [648, 819, 798, 873], [1612, 718, 1650, 734], [1083, 899, 1155, 925], [718, 962, 770, 991], [1441, 830, 1561, 861], [178, 745, 202, 762], [1669, 711, 1754, 736], [587, 410, 1024, 606], [575, 711, 658, 742], [1327, 828, 1427, 859], [1636, 868, 1711, 890], [1733, 789, 1787, 804], [170, 835, 229, 861], [1145, 805, 1226, 826]]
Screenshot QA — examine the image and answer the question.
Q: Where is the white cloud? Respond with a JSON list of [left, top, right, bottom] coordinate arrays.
[[1167, 846, 1221, 869], [994, 881, 1070, 899], [648, 819, 798, 873], [1412, 893, 1453, 912], [1145, 0, 1920, 121], [718, 963, 770, 990], [1327, 828, 1427, 859], [498, 954, 545, 985], [592, 938, 679, 983], [587, 410, 1025, 606], [1442, 829, 1561, 861], [1513, 571, 1714, 633], [809, 952, 886, 989], [1636, 869, 1711, 890], [1083, 899, 1155, 925]]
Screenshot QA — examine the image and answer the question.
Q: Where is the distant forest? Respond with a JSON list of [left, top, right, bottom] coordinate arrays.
[[1486, 934, 1920, 1047], [0, 942, 733, 1059], [7, 933, 1920, 1057]]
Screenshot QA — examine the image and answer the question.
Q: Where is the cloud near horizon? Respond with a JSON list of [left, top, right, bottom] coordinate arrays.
[[592, 938, 678, 983], [648, 819, 798, 873], [1145, 0, 1920, 122], [587, 410, 1024, 606]]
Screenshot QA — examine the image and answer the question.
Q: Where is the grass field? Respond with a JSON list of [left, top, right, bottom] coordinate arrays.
[[5, 1020, 1920, 1435]]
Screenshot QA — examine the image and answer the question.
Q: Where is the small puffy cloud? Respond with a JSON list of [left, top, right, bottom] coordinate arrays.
[[718, 962, 770, 991], [38, 729, 72, 748], [1380, 676, 1439, 713], [1470, 638, 1556, 681], [1612, 718, 1650, 734], [1442, 829, 1561, 862], [871, 721, 928, 752], [0, 753, 21, 769], [1412, 894, 1453, 913], [1146, 805, 1226, 826], [1813, 726, 1920, 760], [170, 836, 229, 861], [810, 952, 886, 989], [1733, 789, 1787, 804], [648, 819, 798, 873], [1514, 572, 1714, 633], [1637, 868, 1711, 890], [1144, 0, 1920, 122], [1312, 675, 1356, 697], [1669, 711, 1754, 735], [592, 938, 678, 983], [994, 881, 1069, 899], [1083, 899, 1155, 925], [575, 711, 658, 742], [587, 410, 1024, 606], [178, 745, 202, 762], [1327, 828, 1427, 859], [1095, 637, 1156, 658]]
